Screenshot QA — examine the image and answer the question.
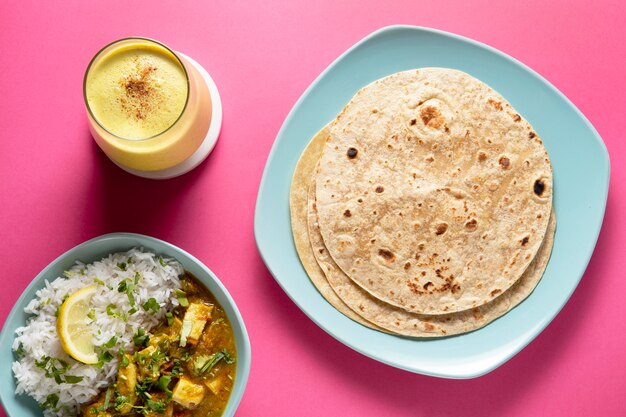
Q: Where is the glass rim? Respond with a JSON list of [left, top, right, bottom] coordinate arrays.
[[82, 37, 191, 142]]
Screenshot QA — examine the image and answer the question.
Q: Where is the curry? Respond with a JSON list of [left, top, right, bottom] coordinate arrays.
[[81, 272, 237, 417]]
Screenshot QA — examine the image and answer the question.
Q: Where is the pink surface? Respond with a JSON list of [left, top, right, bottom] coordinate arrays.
[[1, 1, 624, 416]]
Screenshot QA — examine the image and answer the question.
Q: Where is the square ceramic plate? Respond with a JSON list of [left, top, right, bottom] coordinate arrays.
[[254, 25, 609, 378]]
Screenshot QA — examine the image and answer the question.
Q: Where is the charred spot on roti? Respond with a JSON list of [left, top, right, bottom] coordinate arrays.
[[521, 236, 529, 246], [410, 118, 417, 125], [375, 186, 384, 193], [343, 209, 352, 217], [534, 179, 546, 196], [465, 219, 478, 231], [378, 249, 396, 263], [478, 152, 487, 162], [511, 113, 522, 122], [487, 98, 503, 111], [347, 147, 358, 159], [529, 131, 536, 139], [490, 289, 502, 297], [434, 222, 448, 235], [499, 156, 511, 170], [404, 262, 411, 270], [420, 106, 444, 128]]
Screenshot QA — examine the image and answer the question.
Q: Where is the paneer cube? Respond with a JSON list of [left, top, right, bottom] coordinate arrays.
[[180, 303, 213, 346], [205, 377, 223, 395], [116, 354, 137, 414], [172, 377, 205, 409]]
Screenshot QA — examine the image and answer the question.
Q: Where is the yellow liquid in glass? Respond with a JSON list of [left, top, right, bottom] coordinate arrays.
[[85, 43, 188, 139]]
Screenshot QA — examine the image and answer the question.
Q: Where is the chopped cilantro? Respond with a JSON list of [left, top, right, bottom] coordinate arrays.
[[157, 375, 172, 395], [147, 398, 166, 412], [106, 304, 116, 316], [35, 356, 84, 384], [175, 290, 189, 307], [165, 312, 174, 326], [114, 395, 128, 412], [142, 298, 159, 313], [117, 262, 127, 271], [40, 393, 59, 410], [63, 375, 84, 384], [133, 328, 149, 347], [103, 336, 117, 349], [171, 359, 183, 377], [120, 353, 130, 368], [117, 278, 136, 306], [195, 350, 236, 375]]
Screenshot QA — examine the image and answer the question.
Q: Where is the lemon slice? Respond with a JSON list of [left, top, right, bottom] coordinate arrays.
[[57, 285, 98, 364]]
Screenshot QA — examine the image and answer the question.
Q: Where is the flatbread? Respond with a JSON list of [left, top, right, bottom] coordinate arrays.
[[315, 68, 553, 314], [309, 176, 555, 337], [289, 126, 381, 330]]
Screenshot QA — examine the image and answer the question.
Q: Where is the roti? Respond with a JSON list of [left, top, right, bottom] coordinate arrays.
[[291, 126, 555, 337], [309, 176, 555, 337], [314, 68, 553, 314]]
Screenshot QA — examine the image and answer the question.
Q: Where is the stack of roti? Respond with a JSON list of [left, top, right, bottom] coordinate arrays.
[[290, 68, 555, 337]]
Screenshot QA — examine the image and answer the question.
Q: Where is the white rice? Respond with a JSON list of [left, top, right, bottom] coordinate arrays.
[[12, 248, 183, 416]]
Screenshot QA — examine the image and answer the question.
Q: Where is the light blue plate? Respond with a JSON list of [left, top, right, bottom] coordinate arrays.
[[0, 233, 251, 416], [254, 25, 609, 379]]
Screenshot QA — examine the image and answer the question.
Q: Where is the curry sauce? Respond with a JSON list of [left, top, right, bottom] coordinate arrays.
[[81, 272, 237, 417]]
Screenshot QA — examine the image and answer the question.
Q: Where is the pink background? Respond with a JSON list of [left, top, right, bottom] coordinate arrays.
[[1, 1, 624, 416]]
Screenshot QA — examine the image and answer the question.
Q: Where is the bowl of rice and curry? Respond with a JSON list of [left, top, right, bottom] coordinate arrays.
[[0, 234, 250, 417]]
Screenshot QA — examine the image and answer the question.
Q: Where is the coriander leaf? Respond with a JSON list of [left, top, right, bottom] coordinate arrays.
[[158, 257, 167, 267], [106, 304, 117, 316], [175, 290, 189, 307], [197, 350, 236, 375], [103, 336, 117, 349], [157, 375, 172, 394], [98, 350, 114, 364], [133, 328, 149, 347], [117, 262, 127, 271], [165, 312, 174, 326], [63, 375, 84, 384], [171, 359, 183, 377], [40, 394, 59, 410], [142, 298, 160, 313], [114, 395, 128, 412], [147, 398, 166, 412], [120, 353, 129, 368]]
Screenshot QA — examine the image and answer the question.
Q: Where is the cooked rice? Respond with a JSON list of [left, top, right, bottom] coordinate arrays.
[[12, 248, 183, 416]]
